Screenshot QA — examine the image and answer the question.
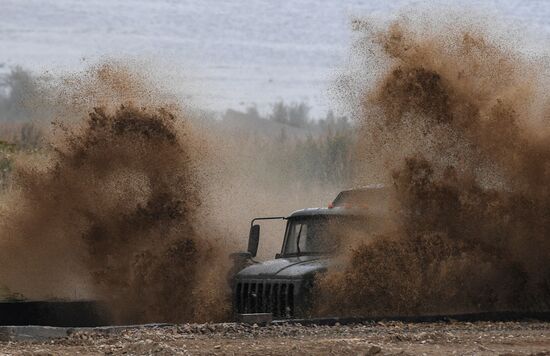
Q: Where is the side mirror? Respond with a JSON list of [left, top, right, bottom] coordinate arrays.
[[247, 224, 260, 257]]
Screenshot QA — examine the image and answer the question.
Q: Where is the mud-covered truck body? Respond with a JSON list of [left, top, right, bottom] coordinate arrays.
[[232, 187, 387, 320]]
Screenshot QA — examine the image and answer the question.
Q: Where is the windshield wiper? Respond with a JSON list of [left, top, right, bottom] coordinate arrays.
[[296, 224, 303, 255]]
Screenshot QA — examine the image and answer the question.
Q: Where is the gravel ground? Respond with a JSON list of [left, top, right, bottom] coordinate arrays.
[[0, 321, 549, 355]]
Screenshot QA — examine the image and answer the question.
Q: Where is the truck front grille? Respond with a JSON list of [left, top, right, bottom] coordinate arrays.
[[235, 281, 295, 319]]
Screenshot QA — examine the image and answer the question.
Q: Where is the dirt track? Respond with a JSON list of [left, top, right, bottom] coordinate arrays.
[[1, 321, 549, 355]]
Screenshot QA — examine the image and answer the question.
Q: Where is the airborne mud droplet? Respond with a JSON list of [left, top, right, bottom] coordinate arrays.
[[0, 65, 230, 323], [316, 15, 550, 316]]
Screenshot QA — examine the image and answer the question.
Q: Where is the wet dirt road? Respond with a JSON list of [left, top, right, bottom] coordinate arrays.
[[1, 321, 549, 355]]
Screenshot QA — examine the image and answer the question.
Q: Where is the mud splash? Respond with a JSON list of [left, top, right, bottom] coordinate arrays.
[[0, 65, 229, 323], [316, 15, 550, 316]]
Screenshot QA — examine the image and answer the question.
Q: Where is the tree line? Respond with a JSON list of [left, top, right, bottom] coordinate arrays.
[[0, 68, 357, 190]]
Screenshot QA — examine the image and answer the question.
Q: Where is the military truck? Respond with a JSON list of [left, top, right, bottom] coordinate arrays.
[[231, 186, 388, 321]]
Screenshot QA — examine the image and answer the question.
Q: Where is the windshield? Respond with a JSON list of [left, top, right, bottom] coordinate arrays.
[[283, 216, 366, 256]]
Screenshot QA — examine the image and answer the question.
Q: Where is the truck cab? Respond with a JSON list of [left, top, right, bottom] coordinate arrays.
[[232, 186, 387, 320]]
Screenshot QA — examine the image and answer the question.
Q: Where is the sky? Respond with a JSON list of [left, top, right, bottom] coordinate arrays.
[[2, 0, 550, 116]]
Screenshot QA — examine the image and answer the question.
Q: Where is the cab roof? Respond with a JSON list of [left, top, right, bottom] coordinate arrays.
[[288, 207, 367, 218], [332, 185, 388, 207], [288, 185, 390, 219]]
